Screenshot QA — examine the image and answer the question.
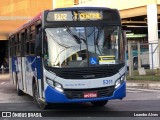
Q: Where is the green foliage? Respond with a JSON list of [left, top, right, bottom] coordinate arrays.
[[126, 69, 160, 81]]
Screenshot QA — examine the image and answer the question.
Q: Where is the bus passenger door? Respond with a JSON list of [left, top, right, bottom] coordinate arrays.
[[20, 32, 27, 93], [35, 28, 43, 99], [16, 57, 24, 91], [22, 57, 27, 92], [25, 56, 36, 95]]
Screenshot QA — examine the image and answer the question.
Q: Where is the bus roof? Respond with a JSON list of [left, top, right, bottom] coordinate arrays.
[[54, 7, 116, 11], [9, 12, 43, 36], [9, 7, 119, 37]]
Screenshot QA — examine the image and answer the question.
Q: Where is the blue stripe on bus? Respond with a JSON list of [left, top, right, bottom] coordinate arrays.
[[45, 82, 126, 103], [36, 57, 41, 79], [25, 56, 37, 77], [11, 56, 40, 79]]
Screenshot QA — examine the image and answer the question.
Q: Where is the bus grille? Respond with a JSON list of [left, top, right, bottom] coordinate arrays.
[[64, 86, 115, 99], [47, 63, 124, 79], [60, 69, 117, 79]]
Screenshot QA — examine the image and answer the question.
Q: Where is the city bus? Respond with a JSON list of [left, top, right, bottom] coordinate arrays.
[[8, 7, 126, 109]]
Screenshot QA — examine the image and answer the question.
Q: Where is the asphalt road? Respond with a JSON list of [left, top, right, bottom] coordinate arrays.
[[0, 74, 160, 120]]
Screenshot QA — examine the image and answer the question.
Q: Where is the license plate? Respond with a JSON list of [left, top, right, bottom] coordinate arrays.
[[84, 92, 97, 98]]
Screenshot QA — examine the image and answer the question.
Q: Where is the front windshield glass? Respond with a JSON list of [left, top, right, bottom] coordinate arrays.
[[44, 26, 124, 68]]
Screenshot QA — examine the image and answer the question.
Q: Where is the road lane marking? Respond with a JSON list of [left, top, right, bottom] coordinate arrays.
[[127, 88, 160, 93], [0, 82, 6, 85], [127, 89, 142, 93], [8, 108, 16, 110]]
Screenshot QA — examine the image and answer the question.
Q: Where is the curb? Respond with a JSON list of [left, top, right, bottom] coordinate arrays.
[[127, 82, 160, 89]]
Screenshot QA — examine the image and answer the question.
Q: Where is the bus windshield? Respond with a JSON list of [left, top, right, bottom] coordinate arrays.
[[44, 26, 123, 68]]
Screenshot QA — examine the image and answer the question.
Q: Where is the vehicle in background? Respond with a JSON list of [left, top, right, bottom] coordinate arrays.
[[0, 59, 9, 73], [126, 49, 150, 70]]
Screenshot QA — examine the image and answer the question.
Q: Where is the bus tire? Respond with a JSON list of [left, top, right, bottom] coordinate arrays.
[[16, 76, 24, 96], [91, 100, 108, 107], [33, 82, 48, 109]]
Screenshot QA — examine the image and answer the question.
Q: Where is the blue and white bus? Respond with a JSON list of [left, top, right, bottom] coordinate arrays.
[[9, 7, 126, 109]]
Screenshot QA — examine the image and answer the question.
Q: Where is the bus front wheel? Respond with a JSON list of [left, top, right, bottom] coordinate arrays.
[[91, 100, 108, 107], [33, 83, 48, 109]]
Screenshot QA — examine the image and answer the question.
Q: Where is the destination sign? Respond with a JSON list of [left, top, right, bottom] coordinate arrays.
[[54, 13, 67, 21], [46, 11, 102, 21], [76, 12, 101, 20]]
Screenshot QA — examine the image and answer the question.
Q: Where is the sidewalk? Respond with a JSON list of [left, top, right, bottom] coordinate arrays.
[[0, 73, 10, 80], [127, 80, 160, 90]]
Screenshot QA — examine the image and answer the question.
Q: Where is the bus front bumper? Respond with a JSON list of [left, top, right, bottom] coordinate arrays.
[[45, 81, 126, 103]]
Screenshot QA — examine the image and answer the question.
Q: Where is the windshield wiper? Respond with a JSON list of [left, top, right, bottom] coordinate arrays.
[[72, 35, 82, 44], [65, 26, 82, 44], [95, 26, 103, 55]]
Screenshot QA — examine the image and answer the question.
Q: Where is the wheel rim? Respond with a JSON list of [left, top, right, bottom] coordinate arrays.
[[34, 84, 44, 108], [34, 84, 40, 103], [33, 83, 47, 109]]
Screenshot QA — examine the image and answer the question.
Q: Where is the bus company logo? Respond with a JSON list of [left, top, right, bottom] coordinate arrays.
[[83, 75, 95, 79], [2, 112, 11, 117]]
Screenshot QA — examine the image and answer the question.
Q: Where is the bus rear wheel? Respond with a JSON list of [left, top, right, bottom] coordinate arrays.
[[33, 83, 48, 109], [91, 100, 108, 107], [16, 75, 24, 96], [16, 81, 24, 96]]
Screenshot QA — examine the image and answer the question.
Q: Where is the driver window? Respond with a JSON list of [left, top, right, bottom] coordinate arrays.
[[103, 29, 118, 56]]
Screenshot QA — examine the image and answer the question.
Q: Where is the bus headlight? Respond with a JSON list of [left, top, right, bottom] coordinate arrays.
[[55, 82, 63, 93], [46, 78, 63, 93], [115, 79, 121, 89], [46, 78, 54, 87], [115, 75, 125, 89]]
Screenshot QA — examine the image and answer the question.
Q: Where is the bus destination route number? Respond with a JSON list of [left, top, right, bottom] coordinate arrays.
[[54, 13, 67, 21], [53, 12, 102, 21], [103, 80, 113, 85]]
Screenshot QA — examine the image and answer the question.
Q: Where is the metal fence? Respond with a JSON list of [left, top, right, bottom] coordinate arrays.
[[126, 41, 160, 80]]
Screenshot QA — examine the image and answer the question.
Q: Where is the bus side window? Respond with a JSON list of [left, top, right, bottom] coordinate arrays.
[[15, 34, 20, 56], [25, 28, 30, 55], [30, 25, 35, 55], [11, 36, 15, 57], [35, 27, 42, 56], [21, 31, 26, 57]]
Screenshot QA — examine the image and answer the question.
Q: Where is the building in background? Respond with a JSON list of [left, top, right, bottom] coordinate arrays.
[[0, 0, 53, 40], [53, 0, 160, 69], [0, 0, 52, 68]]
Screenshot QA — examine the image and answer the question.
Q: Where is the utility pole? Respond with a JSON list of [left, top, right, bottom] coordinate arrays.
[[137, 41, 141, 68], [128, 41, 133, 77]]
